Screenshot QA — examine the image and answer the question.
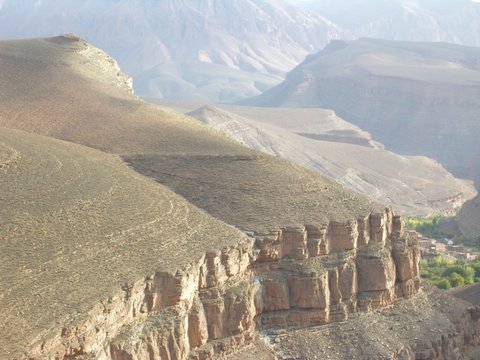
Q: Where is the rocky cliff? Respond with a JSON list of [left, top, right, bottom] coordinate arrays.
[[31, 208, 480, 359], [29, 208, 424, 359]]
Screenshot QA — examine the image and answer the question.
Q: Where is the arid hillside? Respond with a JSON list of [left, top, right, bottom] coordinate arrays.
[[0, 127, 249, 358], [0, 36, 246, 158], [456, 194, 480, 240], [0, 36, 381, 228], [1, 36, 479, 359], [245, 38, 480, 183], [186, 105, 475, 216]]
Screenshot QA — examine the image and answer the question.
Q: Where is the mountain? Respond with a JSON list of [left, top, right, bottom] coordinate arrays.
[[0, 0, 348, 102], [300, 0, 480, 46], [2, 35, 480, 358], [244, 38, 480, 183], [187, 105, 476, 216], [3, 0, 480, 103], [456, 194, 480, 240]]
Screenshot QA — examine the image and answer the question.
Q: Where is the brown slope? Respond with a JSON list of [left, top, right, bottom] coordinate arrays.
[[0, 35, 381, 233], [451, 283, 480, 306], [456, 194, 480, 240], [0, 127, 247, 359], [186, 105, 476, 217], [0, 36, 242, 157]]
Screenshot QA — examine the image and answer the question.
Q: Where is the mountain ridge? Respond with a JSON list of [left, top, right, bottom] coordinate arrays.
[[300, 0, 480, 47], [243, 37, 480, 184], [0, 0, 349, 102], [187, 104, 476, 216]]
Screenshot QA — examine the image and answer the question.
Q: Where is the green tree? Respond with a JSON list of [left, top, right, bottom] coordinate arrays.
[[436, 278, 451, 289], [449, 272, 465, 287], [443, 265, 474, 284]]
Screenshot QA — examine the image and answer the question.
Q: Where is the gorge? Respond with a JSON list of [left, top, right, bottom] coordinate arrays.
[[0, 35, 479, 359]]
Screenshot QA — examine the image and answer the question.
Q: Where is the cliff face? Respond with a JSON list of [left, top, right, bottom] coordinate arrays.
[[265, 286, 480, 360], [30, 209, 423, 359]]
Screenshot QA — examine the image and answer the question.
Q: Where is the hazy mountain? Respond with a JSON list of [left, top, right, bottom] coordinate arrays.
[[0, 0, 348, 102], [3, 0, 480, 103], [299, 0, 480, 46], [244, 38, 480, 183], [187, 105, 476, 216]]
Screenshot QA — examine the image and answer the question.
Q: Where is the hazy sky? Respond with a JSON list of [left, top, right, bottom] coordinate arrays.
[[1, 0, 480, 11]]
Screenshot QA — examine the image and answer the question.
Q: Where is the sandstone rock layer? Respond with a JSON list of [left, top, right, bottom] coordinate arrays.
[[30, 209, 423, 359]]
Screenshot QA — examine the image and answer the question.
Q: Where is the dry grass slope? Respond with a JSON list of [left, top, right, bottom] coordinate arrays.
[[0, 36, 381, 234], [0, 128, 246, 358], [127, 153, 380, 235], [186, 105, 476, 217]]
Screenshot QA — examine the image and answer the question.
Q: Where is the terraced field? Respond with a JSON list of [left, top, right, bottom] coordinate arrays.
[[0, 128, 247, 358]]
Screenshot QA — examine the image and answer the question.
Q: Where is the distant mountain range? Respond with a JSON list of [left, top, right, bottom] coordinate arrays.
[[0, 0, 347, 102], [2, 0, 480, 102], [244, 38, 480, 184], [300, 0, 480, 46]]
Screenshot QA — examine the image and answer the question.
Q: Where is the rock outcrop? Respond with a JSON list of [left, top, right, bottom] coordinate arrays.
[[262, 285, 480, 360], [28, 209, 424, 359]]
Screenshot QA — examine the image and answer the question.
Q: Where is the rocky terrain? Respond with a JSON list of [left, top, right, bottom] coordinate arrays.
[[245, 37, 480, 184], [1, 36, 479, 359], [258, 286, 480, 359], [186, 104, 476, 216]]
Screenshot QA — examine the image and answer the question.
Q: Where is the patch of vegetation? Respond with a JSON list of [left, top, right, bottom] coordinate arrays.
[[404, 214, 480, 249], [420, 256, 480, 289], [402, 214, 446, 240]]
